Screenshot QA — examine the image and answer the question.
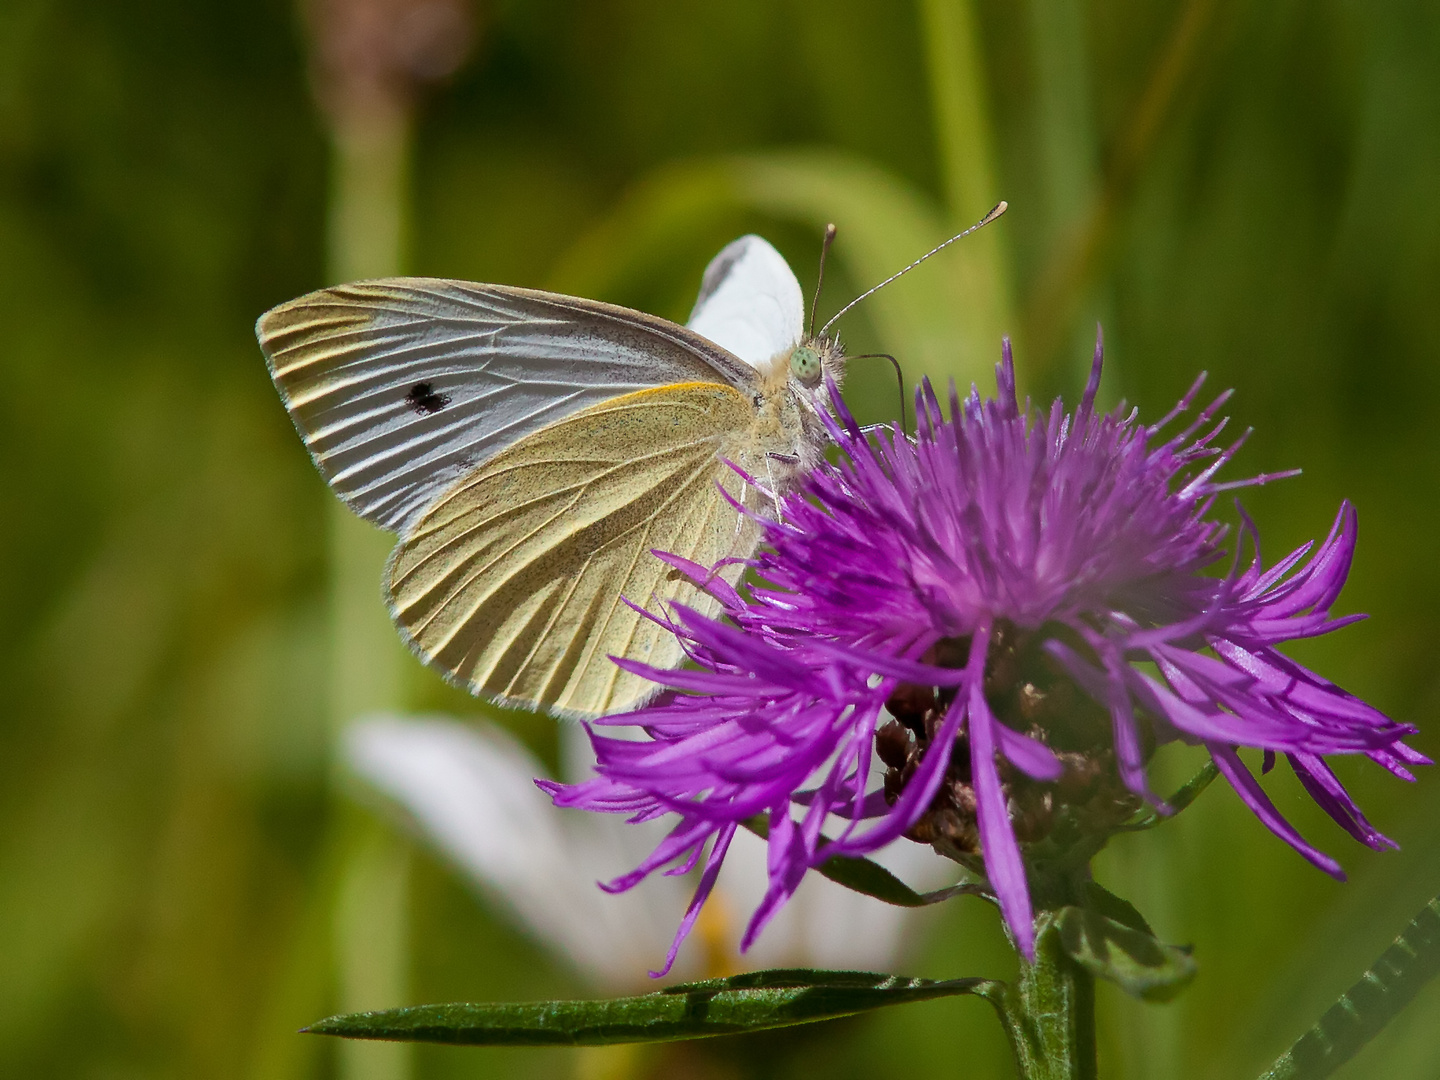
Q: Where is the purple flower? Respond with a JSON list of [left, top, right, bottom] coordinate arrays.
[[542, 333, 1425, 970]]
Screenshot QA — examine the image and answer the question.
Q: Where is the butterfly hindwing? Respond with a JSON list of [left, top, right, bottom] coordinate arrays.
[[385, 381, 760, 717]]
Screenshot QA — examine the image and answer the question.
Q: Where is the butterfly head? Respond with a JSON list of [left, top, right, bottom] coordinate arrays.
[[787, 334, 845, 395], [790, 344, 822, 384]]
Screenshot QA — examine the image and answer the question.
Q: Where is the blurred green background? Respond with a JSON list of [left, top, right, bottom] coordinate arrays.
[[3, 0, 1439, 1077]]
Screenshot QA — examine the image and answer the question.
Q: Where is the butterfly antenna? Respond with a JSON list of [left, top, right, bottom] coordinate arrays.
[[850, 353, 908, 437], [809, 223, 838, 337], [818, 201, 1007, 338]]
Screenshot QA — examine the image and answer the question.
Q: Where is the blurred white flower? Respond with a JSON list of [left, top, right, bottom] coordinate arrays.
[[344, 714, 953, 990]]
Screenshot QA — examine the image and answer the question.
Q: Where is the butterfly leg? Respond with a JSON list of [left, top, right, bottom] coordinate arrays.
[[730, 475, 753, 546], [763, 452, 802, 520]]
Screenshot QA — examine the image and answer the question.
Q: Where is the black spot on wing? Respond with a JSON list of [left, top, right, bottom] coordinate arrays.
[[406, 382, 451, 415]]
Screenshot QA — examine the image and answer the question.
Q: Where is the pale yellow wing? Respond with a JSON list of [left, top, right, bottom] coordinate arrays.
[[385, 381, 761, 717]]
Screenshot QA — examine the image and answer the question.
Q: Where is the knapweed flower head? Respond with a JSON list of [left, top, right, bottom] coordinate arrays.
[[543, 333, 1425, 971]]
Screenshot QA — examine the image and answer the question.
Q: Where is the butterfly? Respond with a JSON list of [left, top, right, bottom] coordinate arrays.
[[257, 235, 845, 719]]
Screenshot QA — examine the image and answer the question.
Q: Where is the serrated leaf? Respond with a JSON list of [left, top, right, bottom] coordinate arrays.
[[1055, 906, 1197, 1003], [1257, 896, 1440, 1080], [305, 968, 1003, 1046]]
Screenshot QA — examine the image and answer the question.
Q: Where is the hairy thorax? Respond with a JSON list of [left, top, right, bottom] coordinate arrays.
[[720, 339, 845, 505]]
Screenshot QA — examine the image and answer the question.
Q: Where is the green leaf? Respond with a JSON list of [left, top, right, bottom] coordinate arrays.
[[1055, 906, 1197, 1003], [1080, 880, 1155, 937], [305, 968, 1004, 1046], [1256, 896, 1440, 1080], [741, 817, 987, 909], [816, 855, 987, 909], [1121, 760, 1219, 831]]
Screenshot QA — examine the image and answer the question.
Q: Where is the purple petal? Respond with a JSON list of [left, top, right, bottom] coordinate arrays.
[[1209, 744, 1343, 878], [994, 722, 1064, 781], [1288, 752, 1397, 851], [652, 823, 737, 977], [967, 625, 1036, 958]]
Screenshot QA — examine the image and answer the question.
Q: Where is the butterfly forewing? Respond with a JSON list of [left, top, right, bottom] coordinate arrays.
[[258, 280, 761, 533], [687, 234, 804, 370], [385, 382, 760, 717]]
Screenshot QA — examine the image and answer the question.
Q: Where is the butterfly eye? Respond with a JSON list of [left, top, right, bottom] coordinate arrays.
[[790, 345, 823, 386]]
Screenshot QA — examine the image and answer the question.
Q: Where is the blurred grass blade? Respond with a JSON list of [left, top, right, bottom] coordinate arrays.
[[305, 968, 1004, 1046], [1021, 0, 1223, 371], [1257, 894, 1440, 1080], [915, 0, 1000, 218], [743, 817, 986, 908], [548, 149, 1007, 392], [1026, 0, 1100, 238], [545, 159, 744, 306], [914, 0, 1014, 377], [1055, 906, 1197, 1003], [733, 149, 1009, 386]]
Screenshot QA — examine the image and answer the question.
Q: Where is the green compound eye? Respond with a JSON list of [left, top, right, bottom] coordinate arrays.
[[790, 344, 823, 385]]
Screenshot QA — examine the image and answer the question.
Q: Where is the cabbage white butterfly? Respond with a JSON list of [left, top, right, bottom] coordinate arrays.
[[257, 204, 1005, 719], [258, 235, 842, 718]]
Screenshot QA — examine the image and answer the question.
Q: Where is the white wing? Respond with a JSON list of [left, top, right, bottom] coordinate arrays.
[[257, 280, 760, 533], [686, 235, 804, 374]]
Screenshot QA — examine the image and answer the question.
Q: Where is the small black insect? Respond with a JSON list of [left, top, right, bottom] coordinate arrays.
[[406, 382, 451, 415]]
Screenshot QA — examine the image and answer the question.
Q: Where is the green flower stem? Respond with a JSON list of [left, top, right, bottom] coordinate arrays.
[[992, 913, 1098, 1080]]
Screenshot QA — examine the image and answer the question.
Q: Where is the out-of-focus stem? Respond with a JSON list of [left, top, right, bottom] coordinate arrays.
[[306, 4, 459, 1077], [1027, 0, 1114, 386], [326, 99, 413, 738], [333, 806, 413, 1080], [325, 87, 416, 1080], [916, 0, 1015, 376], [327, 103, 411, 286], [918, 0, 998, 221], [1029, 0, 1099, 240], [1022, 0, 1224, 372], [312, 6, 477, 1074]]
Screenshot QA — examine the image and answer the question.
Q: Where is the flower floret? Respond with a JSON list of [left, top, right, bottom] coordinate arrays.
[[543, 332, 1424, 971]]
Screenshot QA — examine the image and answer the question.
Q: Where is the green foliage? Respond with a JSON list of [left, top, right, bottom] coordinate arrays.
[[308, 968, 1002, 1046], [3, 1, 1440, 1078], [995, 914, 1101, 1080], [744, 816, 988, 908], [1055, 907, 1197, 1004], [1121, 761, 1220, 832], [1257, 894, 1440, 1080]]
